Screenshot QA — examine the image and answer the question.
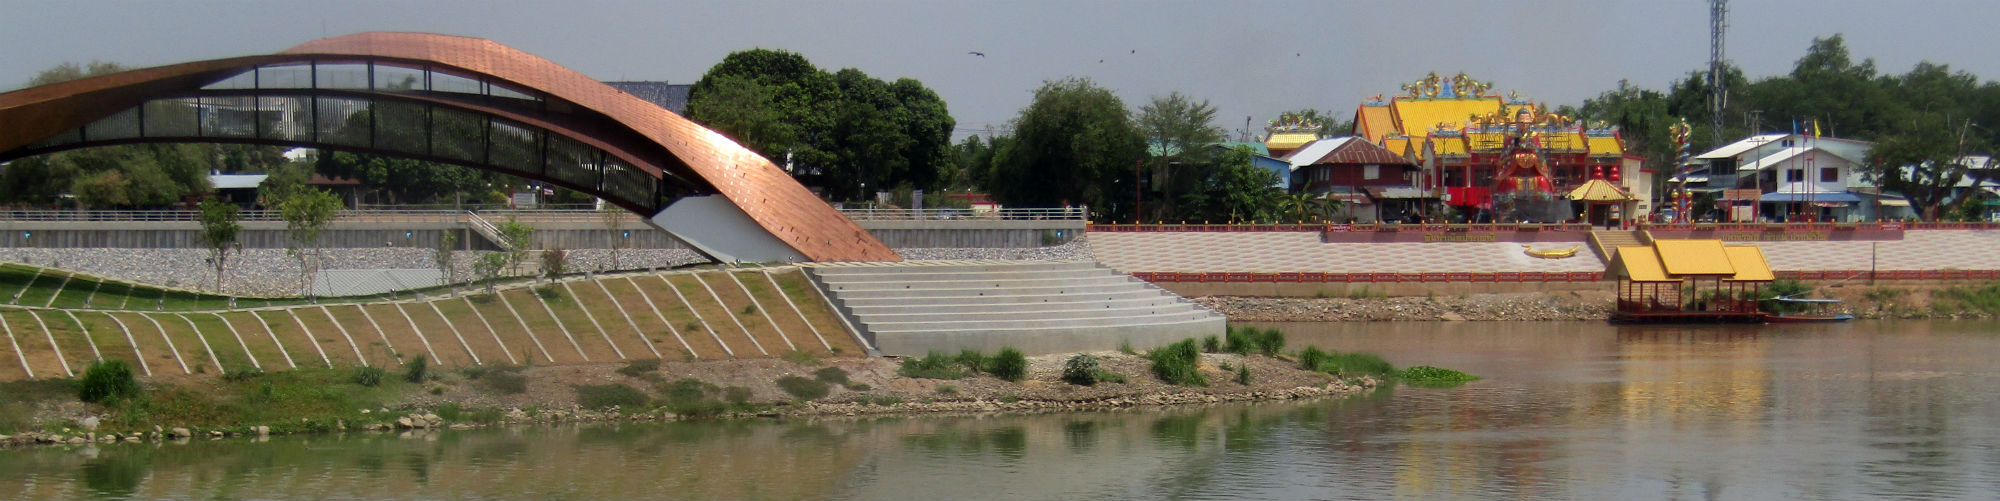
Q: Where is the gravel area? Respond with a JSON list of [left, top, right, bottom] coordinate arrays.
[[1198, 292, 1614, 322]]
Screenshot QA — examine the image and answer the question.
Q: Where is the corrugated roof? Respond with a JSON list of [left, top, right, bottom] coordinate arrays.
[[1723, 246, 1774, 282], [1697, 134, 1789, 159], [1738, 146, 1855, 172], [1654, 239, 1736, 276], [1615, 246, 1674, 282], [1567, 179, 1633, 201], [1287, 136, 1414, 168], [210, 174, 268, 190]]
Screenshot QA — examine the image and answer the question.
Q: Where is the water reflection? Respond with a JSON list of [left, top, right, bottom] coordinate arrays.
[[2, 320, 1998, 500]]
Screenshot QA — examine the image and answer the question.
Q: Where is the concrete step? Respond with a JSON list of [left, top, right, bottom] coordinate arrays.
[[815, 268, 1120, 283], [809, 261, 1100, 275], [857, 303, 1197, 323], [839, 290, 1171, 308], [848, 296, 1184, 315], [832, 283, 1149, 300], [825, 276, 1132, 292], [863, 311, 1219, 332]]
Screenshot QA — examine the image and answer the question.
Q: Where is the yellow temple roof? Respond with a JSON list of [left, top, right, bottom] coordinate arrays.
[[1265, 132, 1318, 152], [1355, 105, 1395, 143], [1390, 97, 1502, 141], [1382, 137, 1411, 157], [1467, 131, 1507, 151], [1431, 137, 1468, 156], [1541, 131, 1588, 152], [1588, 135, 1625, 156]]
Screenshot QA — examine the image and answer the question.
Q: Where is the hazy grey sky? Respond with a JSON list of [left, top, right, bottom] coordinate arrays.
[[4, 0, 1995, 140]]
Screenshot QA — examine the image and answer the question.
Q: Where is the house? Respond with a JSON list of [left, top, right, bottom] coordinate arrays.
[[1283, 136, 1424, 222], [1690, 134, 1873, 221]]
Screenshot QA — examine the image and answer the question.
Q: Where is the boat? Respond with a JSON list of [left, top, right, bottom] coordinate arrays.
[[1764, 296, 1855, 323], [1522, 244, 1581, 259]]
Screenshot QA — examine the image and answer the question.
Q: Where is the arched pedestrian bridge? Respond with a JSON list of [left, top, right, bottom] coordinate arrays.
[[0, 32, 897, 264]]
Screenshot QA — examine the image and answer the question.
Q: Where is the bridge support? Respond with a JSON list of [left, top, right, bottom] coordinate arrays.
[[649, 195, 807, 264]]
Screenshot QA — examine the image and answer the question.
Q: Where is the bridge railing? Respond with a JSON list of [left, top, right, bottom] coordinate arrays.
[[837, 207, 1086, 221]]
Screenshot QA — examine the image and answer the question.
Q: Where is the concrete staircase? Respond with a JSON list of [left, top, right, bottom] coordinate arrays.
[[803, 261, 1225, 356], [1589, 229, 1652, 262]]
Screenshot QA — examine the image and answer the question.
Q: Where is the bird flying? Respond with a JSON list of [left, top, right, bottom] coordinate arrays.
[[968, 51, 985, 57]]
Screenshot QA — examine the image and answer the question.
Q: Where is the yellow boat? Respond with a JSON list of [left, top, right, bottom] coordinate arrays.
[[1522, 244, 1582, 259]]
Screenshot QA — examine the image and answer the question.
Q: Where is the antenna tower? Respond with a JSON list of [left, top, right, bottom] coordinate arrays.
[[1707, 0, 1729, 146]]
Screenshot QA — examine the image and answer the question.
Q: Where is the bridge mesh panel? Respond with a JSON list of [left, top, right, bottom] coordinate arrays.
[[373, 99, 426, 154], [489, 119, 540, 175], [258, 96, 312, 142], [545, 134, 600, 190], [143, 99, 198, 137], [316, 97, 370, 148], [199, 96, 259, 138], [255, 64, 313, 89], [315, 63, 370, 90], [83, 108, 140, 141], [428, 107, 484, 163]]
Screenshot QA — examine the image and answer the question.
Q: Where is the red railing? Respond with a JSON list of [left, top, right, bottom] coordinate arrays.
[[1092, 221, 2000, 233]]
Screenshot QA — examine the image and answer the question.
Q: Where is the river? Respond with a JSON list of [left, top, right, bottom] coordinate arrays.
[[3, 320, 1998, 500]]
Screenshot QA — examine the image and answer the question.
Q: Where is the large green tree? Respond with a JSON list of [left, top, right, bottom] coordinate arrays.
[[990, 77, 1147, 221], [686, 49, 954, 201], [1137, 92, 1223, 221]]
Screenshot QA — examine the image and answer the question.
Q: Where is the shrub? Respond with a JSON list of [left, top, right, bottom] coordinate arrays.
[[813, 366, 849, 386], [1399, 365, 1479, 384], [617, 359, 662, 378], [1223, 327, 1254, 354], [574, 383, 648, 409], [776, 375, 829, 401], [482, 371, 529, 394], [935, 385, 959, 395], [1255, 328, 1285, 356], [222, 367, 265, 382], [898, 352, 968, 379], [739, 304, 758, 315], [722, 386, 753, 406], [403, 355, 428, 383], [658, 378, 726, 417], [434, 402, 463, 421], [1201, 335, 1221, 353], [1315, 351, 1396, 378], [987, 348, 1027, 382], [1147, 339, 1207, 386], [1236, 363, 1252, 385], [1096, 370, 1127, 384], [1297, 346, 1330, 371], [352, 366, 387, 387], [78, 360, 141, 403], [1062, 354, 1100, 386], [846, 383, 872, 391], [954, 349, 988, 372]]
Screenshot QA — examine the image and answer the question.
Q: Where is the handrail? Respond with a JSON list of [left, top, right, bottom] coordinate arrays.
[[463, 211, 510, 251], [836, 207, 1086, 221]]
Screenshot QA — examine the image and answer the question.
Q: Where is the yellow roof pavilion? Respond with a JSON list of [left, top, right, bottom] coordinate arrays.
[[1567, 179, 1634, 202], [1388, 97, 1502, 142], [1653, 239, 1737, 276], [1356, 105, 1395, 143], [1722, 246, 1775, 282], [1614, 240, 1774, 283], [1587, 135, 1625, 156]]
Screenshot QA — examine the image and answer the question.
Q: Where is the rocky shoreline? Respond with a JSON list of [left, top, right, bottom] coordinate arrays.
[[0, 350, 1374, 450], [1198, 292, 1613, 322]]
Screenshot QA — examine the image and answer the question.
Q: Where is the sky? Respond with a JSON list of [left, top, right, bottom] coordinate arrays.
[[3, 0, 1996, 141]]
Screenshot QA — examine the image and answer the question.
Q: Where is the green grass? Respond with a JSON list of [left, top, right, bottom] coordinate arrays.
[[573, 383, 649, 409], [98, 367, 408, 433], [1399, 365, 1480, 387], [616, 358, 662, 378], [898, 351, 969, 379], [1313, 351, 1396, 378], [776, 375, 829, 401], [15, 271, 66, 307]]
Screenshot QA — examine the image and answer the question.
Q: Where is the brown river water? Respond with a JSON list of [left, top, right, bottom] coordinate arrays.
[[2, 320, 1997, 500]]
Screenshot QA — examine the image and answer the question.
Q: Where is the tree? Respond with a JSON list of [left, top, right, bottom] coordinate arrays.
[[599, 202, 623, 271], [0, 63, 214, 208], [277, 188, 342, 296], [435, 230, 458, 293], [495, 218, 534, 277], [473, 253, 509, 295], [1210, 148, 1287, 223], [1866, 116, 1990, 220], [686, 50, 954, 200], [990, 77, 1147, 221], [197, 198, 242, 295], [1137, 92, 1223, 220]]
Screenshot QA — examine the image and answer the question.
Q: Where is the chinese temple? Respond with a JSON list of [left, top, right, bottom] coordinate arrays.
[[1352, 72, 1646, 222]]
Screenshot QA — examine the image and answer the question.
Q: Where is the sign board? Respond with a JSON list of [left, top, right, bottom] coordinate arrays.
[[1328, 224, 1352, 232]]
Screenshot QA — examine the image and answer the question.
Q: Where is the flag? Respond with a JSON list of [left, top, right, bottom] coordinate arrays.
[[1812, 119, 1821, 137]]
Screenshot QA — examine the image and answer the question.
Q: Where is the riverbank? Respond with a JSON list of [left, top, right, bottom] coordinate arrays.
[[1198, 280, 2000, 322], [0, 350, 1374, 449]]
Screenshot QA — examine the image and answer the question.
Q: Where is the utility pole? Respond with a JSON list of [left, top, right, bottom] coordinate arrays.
[[1708, 0, 1730, 146]]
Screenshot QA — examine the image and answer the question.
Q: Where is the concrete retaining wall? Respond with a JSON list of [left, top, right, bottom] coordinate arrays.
[[0, 218, 1077, 250], [1154, 280, 1609, 297]]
